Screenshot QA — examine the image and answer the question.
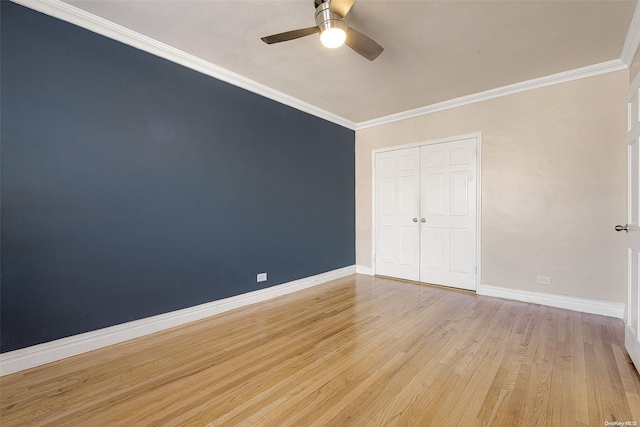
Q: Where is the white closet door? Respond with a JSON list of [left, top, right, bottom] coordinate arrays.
[[374, 147, 420, 281], [420, 138, 477, 291]]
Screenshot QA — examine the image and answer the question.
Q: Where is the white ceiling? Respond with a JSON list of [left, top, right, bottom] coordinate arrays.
[[59, 0, 637, 125]]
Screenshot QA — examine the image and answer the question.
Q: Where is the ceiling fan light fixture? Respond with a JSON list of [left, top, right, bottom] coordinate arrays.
[[261, 0, 383, 61], [315, 1, 349, 49], [320, 27, 346, 48]]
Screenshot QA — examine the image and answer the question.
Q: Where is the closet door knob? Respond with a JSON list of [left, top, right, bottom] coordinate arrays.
[[421, 218, 426, 223], [413, 218, 418, 223]]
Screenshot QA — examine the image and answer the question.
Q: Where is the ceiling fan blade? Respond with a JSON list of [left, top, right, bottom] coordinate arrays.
[[329, 0, 356, 17], [345, 27, 383, 61], [261, 27, 319, 44]]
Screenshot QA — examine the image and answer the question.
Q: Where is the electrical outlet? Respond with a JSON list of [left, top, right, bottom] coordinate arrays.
[[536, 275, 551, 285], [257, 272, 267, 282]]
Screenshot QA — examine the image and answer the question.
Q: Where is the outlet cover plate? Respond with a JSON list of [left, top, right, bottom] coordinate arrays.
[[536, 275, 551, 285]]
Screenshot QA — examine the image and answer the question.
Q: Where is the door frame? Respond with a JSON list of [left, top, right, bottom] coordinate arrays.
[[371, 132, 483, 292]]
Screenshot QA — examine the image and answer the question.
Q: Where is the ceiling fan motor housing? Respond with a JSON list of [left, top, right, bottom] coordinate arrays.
[[315, 1, 349, 34]]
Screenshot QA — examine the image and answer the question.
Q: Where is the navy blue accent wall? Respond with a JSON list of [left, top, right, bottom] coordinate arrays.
[[0, 2, 355, 352]]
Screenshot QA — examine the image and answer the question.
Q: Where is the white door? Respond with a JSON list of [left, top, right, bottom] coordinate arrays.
[[374, 147, 421, 281], [420, 139, 477, 291], [625, 72, 640, 372]]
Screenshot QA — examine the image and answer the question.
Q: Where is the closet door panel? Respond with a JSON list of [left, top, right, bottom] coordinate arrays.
[[420, 139, 477, 290], [374, 148, 420, 281]]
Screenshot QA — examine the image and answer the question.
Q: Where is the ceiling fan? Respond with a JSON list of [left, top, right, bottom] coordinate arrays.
[[260, 0, 384, 61]]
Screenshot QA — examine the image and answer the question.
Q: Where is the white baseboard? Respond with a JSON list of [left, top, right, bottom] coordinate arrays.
[[478, 284, 625, 319], [356, 265, 374, 276], [0, 265, 356, 376]]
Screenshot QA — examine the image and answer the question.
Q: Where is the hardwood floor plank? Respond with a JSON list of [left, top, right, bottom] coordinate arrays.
[[612, 343, 640, 421], [560, 308, 576, 427], [501, 305, 538, 426], [572, 310, 591, 426], [583, 320, 606, 425], [513, 305, 551, 426], [546, 309, 566, 426], [1, 275, 639, 426]]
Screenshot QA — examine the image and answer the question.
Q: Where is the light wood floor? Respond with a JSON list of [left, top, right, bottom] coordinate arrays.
[[2, 274, 640, 426]]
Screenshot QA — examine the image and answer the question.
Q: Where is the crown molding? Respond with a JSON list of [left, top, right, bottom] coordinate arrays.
[[9, 0, 634, 133], [11, 0, 357, 131], [356, 59, 628, 130], [621, 0, 640, 66]]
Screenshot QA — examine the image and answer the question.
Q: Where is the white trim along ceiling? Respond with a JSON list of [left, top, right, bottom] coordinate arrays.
[[11, 0, 640, 131]]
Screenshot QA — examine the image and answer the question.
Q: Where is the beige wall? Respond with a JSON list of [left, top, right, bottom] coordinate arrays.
[[356, 71, 628, 303]]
